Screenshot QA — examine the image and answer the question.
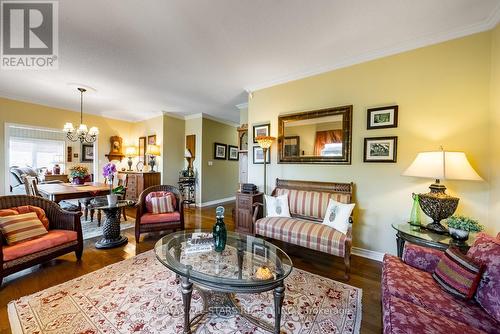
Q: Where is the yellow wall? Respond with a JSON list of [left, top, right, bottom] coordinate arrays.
[[248, 32, 494, 255], [201, 118, 239, 203], [490, 24, 500, 233], [0, 97, 132, 192]]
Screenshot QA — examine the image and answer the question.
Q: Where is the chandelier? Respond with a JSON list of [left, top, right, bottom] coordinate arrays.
[[63, 88, 99, 143]]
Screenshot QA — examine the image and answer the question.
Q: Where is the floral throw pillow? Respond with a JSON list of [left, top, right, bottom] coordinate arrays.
[[466, 233, 500, 322], [265, 194, 291, 218]]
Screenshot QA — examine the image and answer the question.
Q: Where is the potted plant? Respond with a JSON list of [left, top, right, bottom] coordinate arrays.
[[446, 215, 484, 242], [103, 163, 118, 206], [69, 165, 89, 185]]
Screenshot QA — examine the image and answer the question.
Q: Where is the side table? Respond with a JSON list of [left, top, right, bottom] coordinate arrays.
[[90, 199, 135, 249], [178, 176, 196, 206], [392, 223, 476, 258]]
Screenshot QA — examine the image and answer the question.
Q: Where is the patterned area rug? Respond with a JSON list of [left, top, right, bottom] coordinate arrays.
[[81, 216, 135, 240], [7, 250, 362, 334]]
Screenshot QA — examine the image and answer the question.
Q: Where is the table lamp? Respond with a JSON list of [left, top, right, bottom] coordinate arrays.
[[403, 148, 482, 233], [125, 146, 138, 171], [146, 144, 161, 172], [255, 136, 275, 194], [184, 148, 194, 175]]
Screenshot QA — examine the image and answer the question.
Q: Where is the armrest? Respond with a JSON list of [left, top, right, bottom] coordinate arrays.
[[402, 243, 443, 273], [49, 208, 82, 232], [252, 202, 264, 224]]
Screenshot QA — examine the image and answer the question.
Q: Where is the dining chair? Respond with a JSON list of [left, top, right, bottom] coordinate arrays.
[[22, 175, 80, 212]]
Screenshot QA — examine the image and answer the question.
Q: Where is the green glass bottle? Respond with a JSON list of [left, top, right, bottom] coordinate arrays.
[[409, 193, 422, 228], [213, 206, 227, 252]]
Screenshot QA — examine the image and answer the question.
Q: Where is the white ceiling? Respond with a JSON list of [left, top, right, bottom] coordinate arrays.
[[1, 0, 499, 123]]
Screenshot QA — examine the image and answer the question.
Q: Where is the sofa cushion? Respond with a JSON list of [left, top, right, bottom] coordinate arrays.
[[140, 212, 181, 225], [383, 294, 485, 334], [467, 232, 500, 322], [275, 188, 350, 220], [383, 254, 499, 333], [322, 199, 355, 234], [145, 191, 177, 213], [432, 247, 484, 300], [255, 216, 346, 257], [3, 230, 77, 261], [0, 212, 48, 245], [150, 195, 175, 214], [0, 205, 50, 229], [265, 194, 291, 217]]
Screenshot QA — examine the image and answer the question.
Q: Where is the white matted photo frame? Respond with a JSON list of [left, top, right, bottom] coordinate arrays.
[[367, 105, 398, 129], [81, 144, 94, 162], [364, 136, 398, 163], [214, 142, 227, 160], [253, 146, 270, 164], [253, 123, 270, 143], [228, 145, 239, 161]]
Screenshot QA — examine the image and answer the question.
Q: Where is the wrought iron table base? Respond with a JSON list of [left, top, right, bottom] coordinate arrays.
[[180, 277, 285, 334], [95, 206, 128, 249]]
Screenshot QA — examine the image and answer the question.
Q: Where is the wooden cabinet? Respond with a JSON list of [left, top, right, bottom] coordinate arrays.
[[118, 171, 161, 201], [235, 191, 263, 235]]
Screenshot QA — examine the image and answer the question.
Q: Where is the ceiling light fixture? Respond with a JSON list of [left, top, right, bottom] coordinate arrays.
[[63, 88, 99, 143]]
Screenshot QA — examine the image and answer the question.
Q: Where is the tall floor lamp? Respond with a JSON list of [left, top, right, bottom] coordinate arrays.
[[255, 136, 275, 194]]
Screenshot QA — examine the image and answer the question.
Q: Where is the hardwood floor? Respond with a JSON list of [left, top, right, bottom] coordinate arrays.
[[0, 203, 382, 334]]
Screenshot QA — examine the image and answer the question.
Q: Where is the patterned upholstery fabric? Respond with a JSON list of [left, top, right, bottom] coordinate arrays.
[[145, 191, 176, 213], [3, 230, 78, 261], [402, 243, 442, 273], [150, 195, 174, 214], [467, 233, 500, 322], [0, 205, 50, 229], [275, 188, 350, 220], [382, 254, 499, 334], [0, 212, 48, 245], [432, 247, 484, 300], [140, 212, 181, 225], [255, 217, 346, 257]]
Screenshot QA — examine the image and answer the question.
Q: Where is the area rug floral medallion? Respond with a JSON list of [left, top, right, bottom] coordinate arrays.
[[8, 250, 362, 334]]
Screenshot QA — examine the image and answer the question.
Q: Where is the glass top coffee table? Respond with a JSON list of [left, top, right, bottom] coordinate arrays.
[[155, 230, 293, 334]]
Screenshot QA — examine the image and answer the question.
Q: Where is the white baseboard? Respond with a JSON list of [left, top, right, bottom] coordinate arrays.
[[199, 196, 236, 208], [351, 247, 385, 262]]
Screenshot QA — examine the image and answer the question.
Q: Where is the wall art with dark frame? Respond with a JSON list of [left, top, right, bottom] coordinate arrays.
[[367, 105, 398, 129], [253, 146, 270, 164], [228, 145, 239, 161], [81, 143, 94, 162], [253, 123, 270, 143], [363, 136, 398, 163], [138, 136, 146, 162], [214, 142, 227, 160]]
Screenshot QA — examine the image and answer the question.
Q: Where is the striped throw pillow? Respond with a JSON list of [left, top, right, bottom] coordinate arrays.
[[0, 212, 48, 245], [151, 195, 175, 214], [432, 247, 484, 299]]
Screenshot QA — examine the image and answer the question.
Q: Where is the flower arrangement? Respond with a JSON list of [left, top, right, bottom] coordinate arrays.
[[446, 215, 484, 232], [69, 165, 89, 184], [102, 163, 124, 196]]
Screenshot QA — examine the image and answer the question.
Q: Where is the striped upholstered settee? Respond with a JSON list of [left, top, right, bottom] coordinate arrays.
[[252, 179, 354, 279]]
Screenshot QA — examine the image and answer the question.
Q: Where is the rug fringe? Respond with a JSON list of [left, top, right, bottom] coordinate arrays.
[[8, 301, 23, 334]]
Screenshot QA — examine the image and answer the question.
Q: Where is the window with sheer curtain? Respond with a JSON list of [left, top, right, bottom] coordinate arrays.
[[9, 137, 65, 170]]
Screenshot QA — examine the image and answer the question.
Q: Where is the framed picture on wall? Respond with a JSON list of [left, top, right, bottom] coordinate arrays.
[[81, 144, 94, 162], [284, 136, 300, 157], [138, 136, 146, 162], [253, 146, 270, 164], [253, 123, 270, 143], [214, 142, 227, 160], [147, 135, 157, 145], [228, 145, 239, 161], [367, 105, 398, 129], [363, 136, 398, 163]]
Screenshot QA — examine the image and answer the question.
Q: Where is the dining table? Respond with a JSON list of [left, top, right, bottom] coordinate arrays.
[[37, 182, 111, 203]]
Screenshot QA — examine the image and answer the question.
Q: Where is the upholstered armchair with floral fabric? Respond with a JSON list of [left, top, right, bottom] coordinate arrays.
[[135, 185, 184, 242]]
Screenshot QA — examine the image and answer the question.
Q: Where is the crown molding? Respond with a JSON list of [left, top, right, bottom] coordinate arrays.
[[161, 111, 186, 121], [184, 112, 238, 127], [244, 16, 500, 93], [235, 102, 248, 110]]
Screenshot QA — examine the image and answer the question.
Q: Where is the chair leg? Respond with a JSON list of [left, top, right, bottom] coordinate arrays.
[[97, 210, 102, 227], [90, 208, 95, 223], [344, 252, 351, 280], [122, 208, 127, 221], [75, 246, 83, 260], [135, 229, 140, 243], [83, 207, 88, 221]]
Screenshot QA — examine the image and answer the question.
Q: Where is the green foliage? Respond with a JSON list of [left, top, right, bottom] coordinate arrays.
[[446, 215, 484, 232], [112, 185, 125, 195]]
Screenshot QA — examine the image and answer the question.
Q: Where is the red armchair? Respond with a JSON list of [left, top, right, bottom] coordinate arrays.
[[0, 195, 83, 287], [135, 185, 184, 242]]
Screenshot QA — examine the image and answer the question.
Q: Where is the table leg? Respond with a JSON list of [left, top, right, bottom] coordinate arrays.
[[95, 207, 128, 249], [181, 276, 193, 334], [273, 283, 285, 334], [396, 233, 405, 258]]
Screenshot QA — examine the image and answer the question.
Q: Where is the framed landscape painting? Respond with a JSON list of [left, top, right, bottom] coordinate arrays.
[[367, 105, 398, 129], [253, 123, 270, 143], [364, 136, 398, 162], [253, 146, 270, 164], [228, 145, 239, 161], [214, 142, 227, 160]]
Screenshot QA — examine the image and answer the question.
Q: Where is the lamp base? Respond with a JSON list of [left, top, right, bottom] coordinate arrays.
[[418, 180, 459, 235]]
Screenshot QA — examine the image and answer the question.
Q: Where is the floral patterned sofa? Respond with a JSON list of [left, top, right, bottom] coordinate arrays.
[[382, 233, 500, 334]]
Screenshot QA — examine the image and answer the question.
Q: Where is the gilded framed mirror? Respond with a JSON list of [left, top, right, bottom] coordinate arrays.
[[278, 105, 352, 164]]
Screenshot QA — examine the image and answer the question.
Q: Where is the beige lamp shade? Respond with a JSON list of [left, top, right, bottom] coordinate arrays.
[[403, 151, 482, 181], [125, 146, 138, 157], [146, 144, 161, 156], [184, 148, 192, 158], [255, 136, 275, 149]]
